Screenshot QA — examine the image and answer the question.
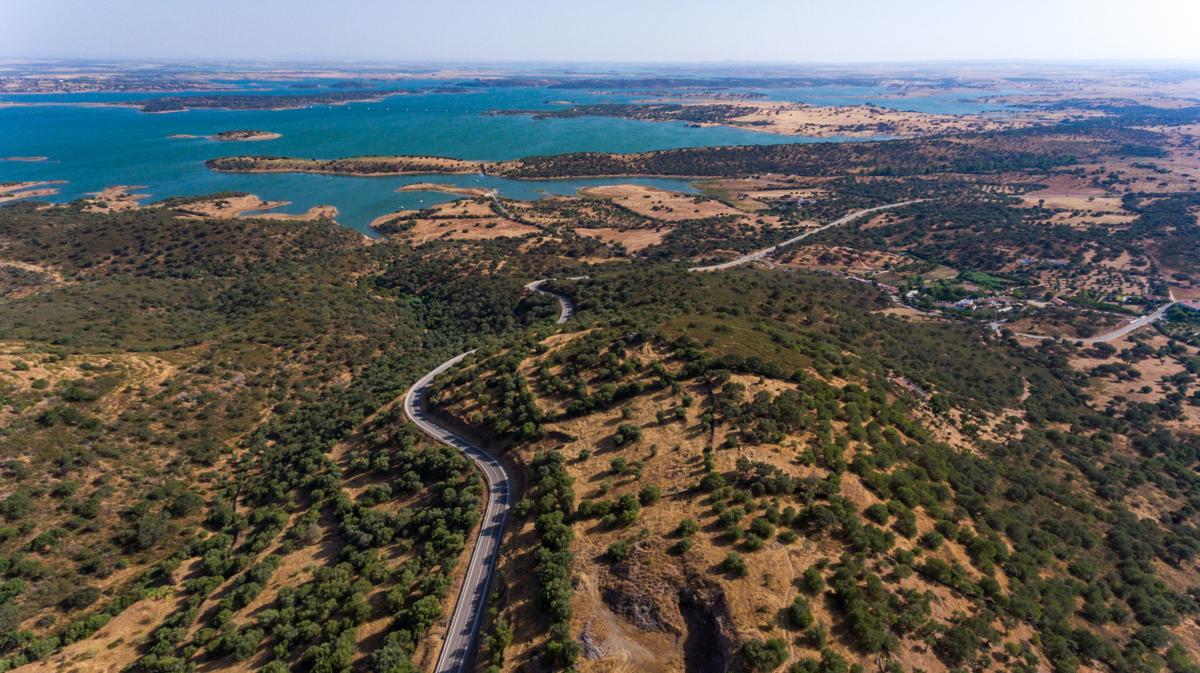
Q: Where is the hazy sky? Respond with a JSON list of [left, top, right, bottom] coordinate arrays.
[[3, 0, 1199, 63]]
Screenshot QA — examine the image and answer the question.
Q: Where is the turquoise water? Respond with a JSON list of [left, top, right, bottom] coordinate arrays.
[[0, 81, 1005, 233]]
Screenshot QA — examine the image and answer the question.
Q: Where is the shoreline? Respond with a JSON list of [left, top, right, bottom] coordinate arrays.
[[209, 162, 715, 182], [396, 183, 496, 197], [205, 155, 486, 177], [0, 94, 392, 114], [169, 130, 283, 142], [204, 155, 724, 182], [0, 180, 67, 204]]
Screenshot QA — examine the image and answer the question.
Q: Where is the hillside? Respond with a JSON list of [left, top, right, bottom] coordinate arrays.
[[0, 202, 559, 672], [2, 87, 1200, 673], [427, 269, 1200, 673]]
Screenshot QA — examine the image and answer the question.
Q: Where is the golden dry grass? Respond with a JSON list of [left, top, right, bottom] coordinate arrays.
[[402, 216, 539, 242], [581, 184, 746, 222], [444, 340, 1046, 673], [576, 227, 667, 252]]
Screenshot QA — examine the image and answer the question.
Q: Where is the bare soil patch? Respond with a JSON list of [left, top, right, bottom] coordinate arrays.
[[581, 184, 745, 222], [577, 226, 668, 252]]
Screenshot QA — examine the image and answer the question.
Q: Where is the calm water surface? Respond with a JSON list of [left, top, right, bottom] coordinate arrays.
[[0, 82, 1007, 233]]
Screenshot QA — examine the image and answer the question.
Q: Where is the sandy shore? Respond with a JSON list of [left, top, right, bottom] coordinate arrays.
[[0, 180, 66, 204], [170, 130, 282, 141], [1, 185, 339, 223], [214, 130, 282, 141], [170, 194, 336, 221], [397, 183, 496, 198], [83, 185, 151, 213], [247, 204, 338, 221]]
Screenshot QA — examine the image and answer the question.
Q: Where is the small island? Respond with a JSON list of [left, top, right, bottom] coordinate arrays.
[[213, 129, 282, 142], [170, 130, 282, 142], [206, 155, 484, 175]]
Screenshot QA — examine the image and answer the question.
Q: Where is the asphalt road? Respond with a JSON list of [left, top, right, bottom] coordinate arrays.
[[1012, 300, 1178, 344], [687, 200, 922, 272], [404, 281, 574, 673], [525, 279, 576, 323]]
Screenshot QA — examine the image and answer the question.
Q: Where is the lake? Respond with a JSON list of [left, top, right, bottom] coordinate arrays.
[[0, 81, 1005, 233]]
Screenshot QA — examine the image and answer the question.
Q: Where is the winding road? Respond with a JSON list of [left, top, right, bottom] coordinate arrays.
[[404, 281, 575, 673], [687, 200, 921, 272], [524, 278, 583, 324], [407, 201, 918, 670]]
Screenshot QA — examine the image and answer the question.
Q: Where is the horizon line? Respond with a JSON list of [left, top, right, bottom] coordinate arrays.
[[4, 56, 1200, 68]]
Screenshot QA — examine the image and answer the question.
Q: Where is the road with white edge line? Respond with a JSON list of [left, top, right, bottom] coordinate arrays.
[[1000, 299, 1179, 344], [404, 280, 575, 673], [410, 200, 921, 671], [687, 200, 922, 272], [676, 197, 1179, 345]]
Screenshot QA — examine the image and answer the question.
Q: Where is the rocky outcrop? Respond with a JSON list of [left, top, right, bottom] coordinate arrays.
[[596, 544, 737, 673]]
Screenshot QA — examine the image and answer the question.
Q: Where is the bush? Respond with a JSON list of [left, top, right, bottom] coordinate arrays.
[[750, 517, 775, 539], [1, 491, 34, 521], [700, 472, 725, 492], [786, 596, 814, 629], [864, 504, 889, 525], [613, 423, 642, 446], [59, 587, 101, 612], [937, 620, 984, 666], [722, 552, 748, 577], [741, 638, 788, 672], [606, 540, 631, 563], [638, 484, 662, 506], [676, 518, 700, 537], [610, 456, 628, 474], [801, 566, 825, 593], [818, 648, 849, 673]]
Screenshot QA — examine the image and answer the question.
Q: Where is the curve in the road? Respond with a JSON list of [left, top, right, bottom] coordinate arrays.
[[524, 278, 584, 324], [404, 281, 574, 673], [687, 200, 922, 272]]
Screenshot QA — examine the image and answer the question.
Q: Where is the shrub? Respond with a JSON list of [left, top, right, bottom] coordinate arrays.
[[638, 485, 662, 506], [786, 596, 814, 629], [741, 638, 788, 672], [59, 587, 101, 612], [750, 517, 775, 539], [864, 504, 889, 525], [675, 518, 700, 537], [606, 540, 631, 563], [700, 472, 725, 492], [613, 423, 642, 446], [1, 491, 34, 521], [610, 457, 628, 474], [801, 566, 825, 593], [722, 552, 748, 577]]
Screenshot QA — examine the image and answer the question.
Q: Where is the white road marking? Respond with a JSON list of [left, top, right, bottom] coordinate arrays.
[[405, 282, 575, 673], [687, 200, 922, 272]]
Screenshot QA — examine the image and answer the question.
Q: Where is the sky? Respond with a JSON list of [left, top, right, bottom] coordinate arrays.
[[2, 0, 1199, 64]]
